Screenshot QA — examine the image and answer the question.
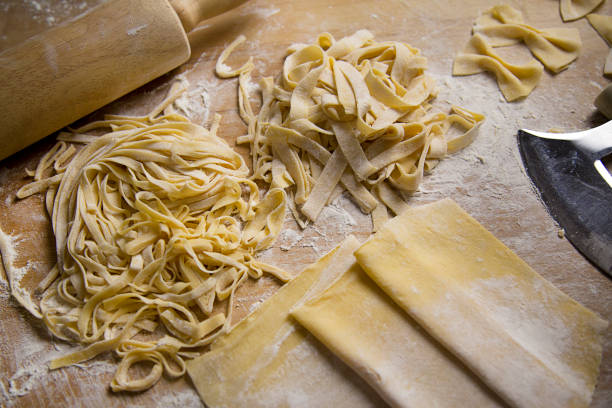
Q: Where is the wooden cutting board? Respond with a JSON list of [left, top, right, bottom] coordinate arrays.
[[1, 0, 610, 407]]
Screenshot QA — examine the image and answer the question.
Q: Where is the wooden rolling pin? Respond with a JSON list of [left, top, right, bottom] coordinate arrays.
[[0, 0, 248, 162]]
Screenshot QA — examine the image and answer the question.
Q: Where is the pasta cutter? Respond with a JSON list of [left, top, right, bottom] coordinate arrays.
[[517, 84, 612, 276]]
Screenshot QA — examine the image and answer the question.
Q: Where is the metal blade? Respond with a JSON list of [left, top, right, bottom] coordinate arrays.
[[518, 130, 612, 276]]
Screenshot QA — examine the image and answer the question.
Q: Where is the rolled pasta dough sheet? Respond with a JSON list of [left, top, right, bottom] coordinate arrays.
[[291, 261, 504, 408], [354, 199, 608, 408], [186, 236, 386, 408]]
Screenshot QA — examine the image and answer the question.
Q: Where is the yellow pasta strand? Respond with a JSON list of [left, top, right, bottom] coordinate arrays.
[[17, 82, 288, 392], [219, 31, 484, 226]]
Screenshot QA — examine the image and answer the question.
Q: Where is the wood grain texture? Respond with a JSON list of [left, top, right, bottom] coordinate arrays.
[[169, 0, 250, 32], [0, 0, 611, 407]]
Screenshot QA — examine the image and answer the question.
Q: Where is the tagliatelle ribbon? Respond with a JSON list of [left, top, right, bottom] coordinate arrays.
[[17, 81, 288, 392], [219, 30, 485, 230]]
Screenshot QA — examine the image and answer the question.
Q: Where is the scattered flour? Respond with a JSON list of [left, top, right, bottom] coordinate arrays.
[[245, 76, 261, 95], [22, 0, 94, 27], [179, 52, 209, 78], [248, 298, 265, 313], [279, 229, 303, 251], [0, 234, 48, 315], [8, 361, 50, 397], [173, 82, 211, 125], [127, 24, 148, 36], [324, 195, 358, 227], [71, 360, 116, 374], [2, 323, 73, 403], [0, 230, 28, 287], [153, 390, 203, 408], [254, 7, 280, 18]]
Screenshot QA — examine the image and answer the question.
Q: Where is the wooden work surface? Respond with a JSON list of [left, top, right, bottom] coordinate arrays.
[[1, 0, 611, 407]]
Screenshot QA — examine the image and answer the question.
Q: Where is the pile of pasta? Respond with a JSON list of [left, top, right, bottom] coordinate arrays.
[[219, 30, 484, 230], [16, 83, 288, 391]]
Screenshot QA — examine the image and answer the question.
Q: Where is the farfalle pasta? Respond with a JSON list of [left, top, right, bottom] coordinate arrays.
[[454, 4, 582, 101]]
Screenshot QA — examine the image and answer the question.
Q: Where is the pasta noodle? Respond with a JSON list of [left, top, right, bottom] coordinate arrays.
[[587, 14, 612, 75], [218, 31, 484, 230], [588, 13, 612, 44], [473, 5, 582, 73], [560, 0, 604, 21], [454, 5, 582, 101], [354, 199, 607, 408], [453, 34, 544, 101], [16, 82, 288, 392]]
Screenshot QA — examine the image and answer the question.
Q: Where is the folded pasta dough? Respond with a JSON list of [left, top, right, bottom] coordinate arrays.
[[588, 14, 612, 44], [354, 199, 608, 408], [561, 0, 604, 21], [474, 5, 581, 73], [455, 5, 583, 100], [186, 236, 385, 408], [453, 34, 543, 101], [587, 14, 612, 75], [291, 260, 504, 408]]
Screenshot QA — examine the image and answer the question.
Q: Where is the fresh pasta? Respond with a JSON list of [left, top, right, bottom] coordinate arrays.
[[473, 4, 582, 73], [219, 30, 484, 230], [587, 14, 612, 75], [16, 82, 288, 392], [454, 5, 582, 101], [561, 0, 604, 21], [453, 34, 544, 101]]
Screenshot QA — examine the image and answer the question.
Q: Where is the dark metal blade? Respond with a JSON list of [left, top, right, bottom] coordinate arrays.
[[518, 130, 612, 276]]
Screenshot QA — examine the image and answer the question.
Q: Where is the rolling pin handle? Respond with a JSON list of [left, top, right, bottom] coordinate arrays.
[[169, 0, 250, 32]]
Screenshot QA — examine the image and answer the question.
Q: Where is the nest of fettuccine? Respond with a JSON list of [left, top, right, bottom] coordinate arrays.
[[17, 82, 288, 392]]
